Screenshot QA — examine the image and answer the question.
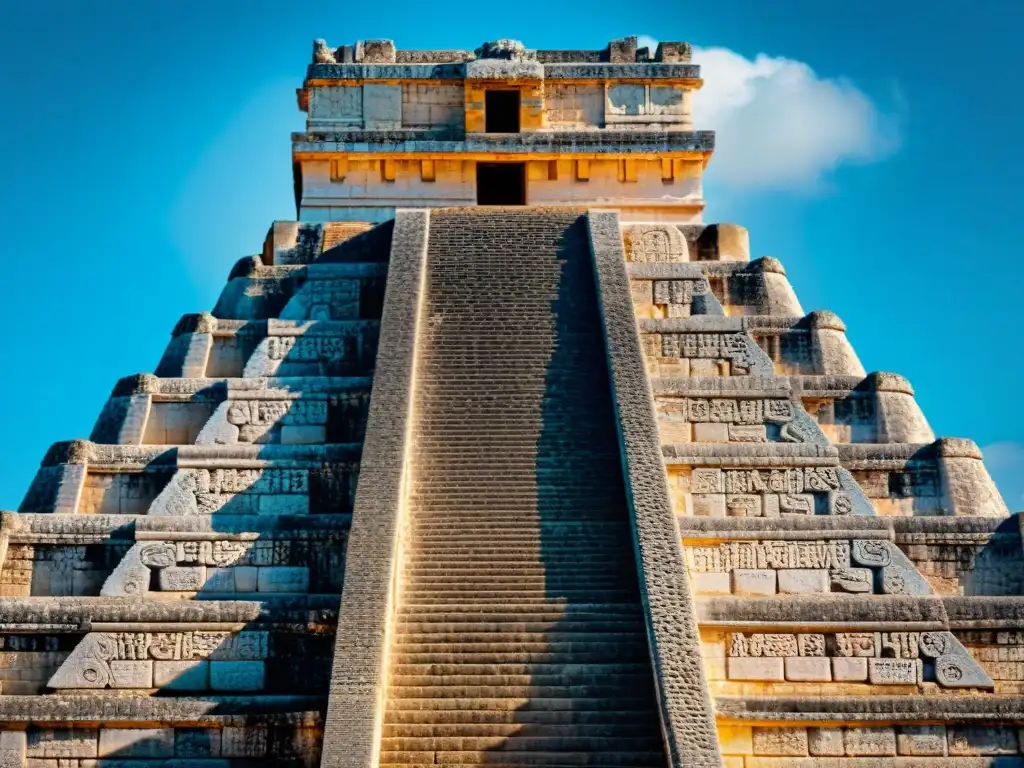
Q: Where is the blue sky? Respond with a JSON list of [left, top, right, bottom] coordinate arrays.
[[0, 1, 1021, 508]]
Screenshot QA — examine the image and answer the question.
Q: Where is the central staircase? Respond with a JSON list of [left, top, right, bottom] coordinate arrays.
[[380, 209, 668, 767]]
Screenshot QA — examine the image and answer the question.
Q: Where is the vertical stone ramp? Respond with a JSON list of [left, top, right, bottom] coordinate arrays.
[[381, 209, 670, 767]]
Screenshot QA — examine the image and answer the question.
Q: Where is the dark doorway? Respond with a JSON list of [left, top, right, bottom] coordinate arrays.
[[477, 163, 526, 205], [485, 90, 521, 133]]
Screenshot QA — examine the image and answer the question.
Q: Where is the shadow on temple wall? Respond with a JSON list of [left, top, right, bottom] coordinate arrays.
[[483, 216, 667, 763], [963, 515, 1024, 596]]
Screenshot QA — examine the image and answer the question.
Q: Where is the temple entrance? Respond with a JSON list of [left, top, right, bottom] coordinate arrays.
[[476, 162, 526, 206]]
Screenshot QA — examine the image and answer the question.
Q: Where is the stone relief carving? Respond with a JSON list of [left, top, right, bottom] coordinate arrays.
[[726, 630, 992, 689], [48, 630, 268, 689], [687, 538, 933, 596], [624, 225, 689, 263]]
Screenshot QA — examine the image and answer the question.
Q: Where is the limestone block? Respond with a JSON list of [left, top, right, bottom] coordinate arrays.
[[98, 729, 174, 758], [748, 257, 804, 315], [777, 569, 829, 594], [258, 494, 309, 515], [0, 731, 25, 767], [717, 725, 753, 755], [280, 425, 328, 445], [221, 727, 267, 758], [203, 567, 236, 593], [692, 493, 726, 517], [26, 729, 97, 759], [784, 656, 831, 681], [689, 358, 720, 376], [209, 660, 265, 691], [208, 631, 269, 661], [257, 566, 310, 592], [831, 657, 868, 681], [897, 725, 947, 756], [159, 566, 206, 591], [693, 422, 729, 442], [234, 566, 258, 592], [939, 438, 1010, 517], [727, 657, 784, 681], [697, 224, 749, 262], [808, 311, 865, 376], [807, 728, 844, 756], [363, 84, 401, 129], [358, 39, 396, 63], [872, 372, 934, 443], [948, 726, 1018, 755], [726, 494, 762, 517], [153, 660, 209, 691], [175, 728, 222, 758], [689, 572, 731, 595], [844, 727, 896, 757], [108, 660, 153, 688], [868, 657, 920, 685], [728, 424, 767, 442], [752, 728, 808, 756], [732, 569, 777, 596]]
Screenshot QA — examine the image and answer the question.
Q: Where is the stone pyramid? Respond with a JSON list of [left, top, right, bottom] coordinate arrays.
[[0, 34, 1019, 768]]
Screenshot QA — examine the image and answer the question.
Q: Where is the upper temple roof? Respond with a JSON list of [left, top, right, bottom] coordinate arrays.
[[310, 35, 695, 71]]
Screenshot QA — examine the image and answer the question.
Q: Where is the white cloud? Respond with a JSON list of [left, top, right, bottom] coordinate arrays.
[[982, 442, 1024, 511], [637, 35, 898, 191]]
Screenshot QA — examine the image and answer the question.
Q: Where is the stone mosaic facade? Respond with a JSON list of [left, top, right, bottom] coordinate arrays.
[[0, 34, 1019, 768]]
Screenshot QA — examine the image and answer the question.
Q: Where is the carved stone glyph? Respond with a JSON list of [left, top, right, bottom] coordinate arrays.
[[48, 630, 268, 689]]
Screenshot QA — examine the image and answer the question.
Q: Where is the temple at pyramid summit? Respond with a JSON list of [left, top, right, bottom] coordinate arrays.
[[1, 33, 1023, 768]]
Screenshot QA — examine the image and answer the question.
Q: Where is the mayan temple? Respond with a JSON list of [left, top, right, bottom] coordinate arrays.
[[0, 33, 1021, 768]]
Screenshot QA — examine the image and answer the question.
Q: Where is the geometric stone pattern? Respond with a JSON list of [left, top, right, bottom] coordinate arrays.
[[0, 32, 1021, 768]]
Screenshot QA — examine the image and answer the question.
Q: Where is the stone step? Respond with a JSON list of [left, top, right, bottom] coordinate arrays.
[[397, 604, 641, 617], [380, 737, 664, 753], [387, 684, 656, 699], [379, 750, 666, 767], [393, 632, 647, 647], [386, 696, 657, 713], [396, 620, 645, 634], [382, 722, 658, 739], [391, 651, 649, 665], [396, 593, 638, 603], [390, 663, 649, 677], [391, 640, 647, 656], [384, 709, 656, 726]]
